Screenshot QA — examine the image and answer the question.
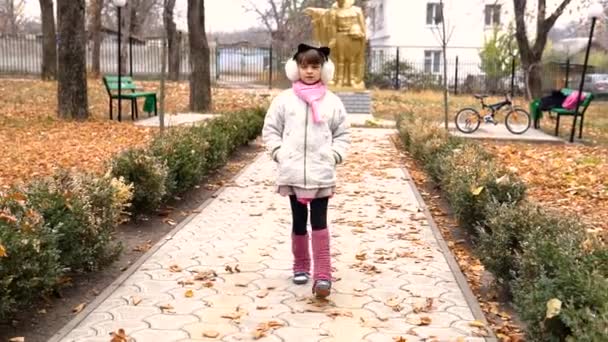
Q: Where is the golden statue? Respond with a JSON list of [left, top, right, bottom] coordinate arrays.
[[304, 0, 366, 90]]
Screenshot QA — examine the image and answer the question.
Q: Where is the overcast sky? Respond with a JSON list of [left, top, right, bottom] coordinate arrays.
[[23, 0, 263, 32], [22, 0, 585, 33]]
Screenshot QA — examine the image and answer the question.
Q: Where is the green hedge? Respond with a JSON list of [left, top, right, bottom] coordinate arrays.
[[396, 112, 608, 341], [0, 107, 266, 321]]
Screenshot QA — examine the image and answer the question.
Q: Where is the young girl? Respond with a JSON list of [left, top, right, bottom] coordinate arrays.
[[262, 44, 350, 298]]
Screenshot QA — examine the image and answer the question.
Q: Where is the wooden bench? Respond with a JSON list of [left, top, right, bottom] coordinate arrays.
[[531, 88, 594, 139], [102, 76, 157, 122]]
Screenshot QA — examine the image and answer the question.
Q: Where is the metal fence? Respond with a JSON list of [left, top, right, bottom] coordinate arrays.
[[0, 36, 603, 95]]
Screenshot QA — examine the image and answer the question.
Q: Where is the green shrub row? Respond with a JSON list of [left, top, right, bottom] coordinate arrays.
[[396, 112, 608, 341], [111, 108, 265, 213], [0, 108, 266, 320]]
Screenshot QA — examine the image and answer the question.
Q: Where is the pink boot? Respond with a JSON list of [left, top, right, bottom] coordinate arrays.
[[292, 234, 310, 284], [311, 228, 331, 298]]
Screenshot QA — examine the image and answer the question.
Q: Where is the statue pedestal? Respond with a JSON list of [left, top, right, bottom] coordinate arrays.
[[334, 90, 371, 114]]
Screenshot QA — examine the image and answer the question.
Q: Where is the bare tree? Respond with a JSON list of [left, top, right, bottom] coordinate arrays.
[[89, 0, 104, 77], [0, 0, 26, 35], [188, 0, 211, 112], [57, 0, 88, 120], [513, 0, 575, 99], [431, 0, 455, 130], [164, 0, 181, 81], [39, 0, 57, 80]]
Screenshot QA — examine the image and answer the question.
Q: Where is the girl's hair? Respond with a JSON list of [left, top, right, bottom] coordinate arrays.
[[296, 49, 326, 66]]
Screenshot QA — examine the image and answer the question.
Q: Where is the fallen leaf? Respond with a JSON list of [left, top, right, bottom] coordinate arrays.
[[393, 337, 407, 342], [355, 251, 367, 260], [178, 279, 195, 286], [225, 265, 234, 273], [163, 218, 177, 226], [469, 320, 486, 328], [0, 244, 7, 257], [253, 320, 285, 339], [546, 298, 562, 319], [202, 330, 220, 338], [235, 264, 241, 273], [185, 289, 194, 298], [194, 269, 217, 281], [160, 304, 175, 313], [169, 264, 182, 273], [133, 240, 152, 252], [110, 328, 130, 342], [256, 290, 269, 298], [72, 302, 86, 314], [471, 186, 485, 196], [326, 309, 353, 318], [256, 305, 268, 310], [420, 316, 432, 326], [131, 296, 142, 306]]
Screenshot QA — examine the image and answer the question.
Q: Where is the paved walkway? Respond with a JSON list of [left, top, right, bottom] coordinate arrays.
[[52, 128, 493, 342]]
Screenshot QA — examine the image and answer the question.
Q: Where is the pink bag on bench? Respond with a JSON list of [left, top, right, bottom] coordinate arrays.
[[562, 91, 588, 110]]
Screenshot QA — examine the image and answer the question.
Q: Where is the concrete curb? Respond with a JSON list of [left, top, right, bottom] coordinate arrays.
[[49, 152, 266, 342], [392, 135, 498, 342]]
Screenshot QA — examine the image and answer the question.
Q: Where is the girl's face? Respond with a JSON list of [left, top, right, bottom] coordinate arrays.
[[298, 62, 322, 84]]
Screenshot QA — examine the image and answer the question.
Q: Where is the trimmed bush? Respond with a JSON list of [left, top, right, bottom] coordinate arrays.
[[0, 191, 61, 320], [440, 145, 526, 232], [111, 148, 168, 214], [150, 127, 209, 196], [396, 112, 608, 341], [26, 172, 131, 272], [512, 222, 607, 341]]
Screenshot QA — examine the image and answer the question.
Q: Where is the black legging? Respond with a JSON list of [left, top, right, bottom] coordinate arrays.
[[289, 196, 329, 235]]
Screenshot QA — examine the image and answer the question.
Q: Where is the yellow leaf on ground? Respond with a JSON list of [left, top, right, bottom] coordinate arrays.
[[131, 296, 142, 306], [0, 244, 7, 257], [202, 330, 220, 338], [72, 302, 86, 314], [185, 289, 194, 298], [546, 298, 562, 319], [469, 320, 486, 328], [471, 186, 485, 196]]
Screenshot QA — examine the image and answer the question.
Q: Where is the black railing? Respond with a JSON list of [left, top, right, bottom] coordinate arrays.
[[1, 36, 605, 95]]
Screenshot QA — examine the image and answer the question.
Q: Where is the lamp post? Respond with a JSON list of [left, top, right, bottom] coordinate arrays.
[[570, 2, 604, 142], [113, 0, 127, 122]]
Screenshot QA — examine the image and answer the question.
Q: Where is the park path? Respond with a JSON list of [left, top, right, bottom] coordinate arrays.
[[52, 128, 494, 342]]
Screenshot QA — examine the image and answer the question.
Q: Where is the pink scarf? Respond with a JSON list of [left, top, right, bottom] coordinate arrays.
[[292, 80, 327, 124]]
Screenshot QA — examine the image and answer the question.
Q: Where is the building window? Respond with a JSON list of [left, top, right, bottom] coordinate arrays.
[[485, 4, 501, 26], [424, 50, 441, 73], [426, 3, 443, 25], [377, 4, 384, 30]]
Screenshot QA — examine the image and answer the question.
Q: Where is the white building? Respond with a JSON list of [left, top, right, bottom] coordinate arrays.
[[367, 0, 517, 77]]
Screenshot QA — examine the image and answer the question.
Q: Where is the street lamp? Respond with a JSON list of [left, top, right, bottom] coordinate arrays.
[[570, 2, 604, 142], [113, 0, 127, 122]]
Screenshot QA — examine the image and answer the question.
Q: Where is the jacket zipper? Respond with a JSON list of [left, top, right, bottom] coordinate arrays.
[[304, 104, 309, 187]]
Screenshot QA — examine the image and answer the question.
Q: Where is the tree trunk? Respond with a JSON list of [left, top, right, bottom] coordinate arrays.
[[164, 0, 180, 81], [188, 0, 211, 112], [120, 2, 131, 75], [90, 0, 103, 77], [57, 0, 88, 120], [39, 0, 57, 80]]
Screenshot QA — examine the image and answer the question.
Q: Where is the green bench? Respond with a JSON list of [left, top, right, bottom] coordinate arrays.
[[530, 88, 594, 139], [103, 76, 157, 122]]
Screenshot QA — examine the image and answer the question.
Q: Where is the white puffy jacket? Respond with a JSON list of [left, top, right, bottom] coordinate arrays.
[[262, 88, 350, 189]]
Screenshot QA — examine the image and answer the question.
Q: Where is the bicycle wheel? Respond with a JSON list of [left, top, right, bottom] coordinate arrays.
[[505, 108, 531, 135], [455, 108, 481, 134]]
